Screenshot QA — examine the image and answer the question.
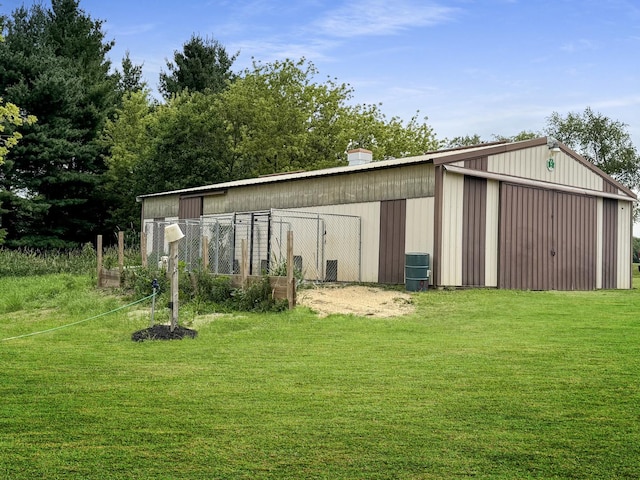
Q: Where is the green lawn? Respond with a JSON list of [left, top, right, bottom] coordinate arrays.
[[1, 274, 639, 479]]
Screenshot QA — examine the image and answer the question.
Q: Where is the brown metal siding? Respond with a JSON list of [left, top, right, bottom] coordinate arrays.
[[602, 198, 618, 288], [378, 199, 406, 284], [499, 184, 553, 290], [554, 192, 597, 290], [462, 176, 486, 286], [499, 184, 596, 290], [179, 196, 203, 219], [464, 156, 488, 171], [603, 181, 618, 194]]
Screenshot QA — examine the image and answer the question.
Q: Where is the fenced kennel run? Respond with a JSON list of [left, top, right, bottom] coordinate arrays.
[[143, 209, 361, 283]]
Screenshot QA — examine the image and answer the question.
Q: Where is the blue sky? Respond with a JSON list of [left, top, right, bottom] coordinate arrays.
[[3, 0, 640, 146]]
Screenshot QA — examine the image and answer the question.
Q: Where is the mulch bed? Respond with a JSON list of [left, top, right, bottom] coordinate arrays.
[[131, 324, 198, 342]]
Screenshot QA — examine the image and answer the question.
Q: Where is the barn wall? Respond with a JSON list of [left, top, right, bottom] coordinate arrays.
[[488, 146, 603, 191], [485, 179, 500, 287], [201, 163, 435, 215], [439, 171, 464, 286], [289, 202, 381, 283], [617, 201, 632, 289], [144, 194, 180, 219]]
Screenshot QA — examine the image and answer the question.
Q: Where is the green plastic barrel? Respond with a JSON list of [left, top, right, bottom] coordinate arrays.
[[405, 253, 430, 292]]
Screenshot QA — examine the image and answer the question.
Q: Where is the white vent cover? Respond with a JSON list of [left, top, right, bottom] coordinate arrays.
[[347, 148, 373, 166]]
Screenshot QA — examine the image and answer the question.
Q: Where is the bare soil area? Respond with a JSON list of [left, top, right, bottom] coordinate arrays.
[[297, 285, 414, 318]]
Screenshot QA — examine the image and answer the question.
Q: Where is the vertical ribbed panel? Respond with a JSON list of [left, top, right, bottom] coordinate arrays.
[[405, 197, 435, 262], [440, 172, 464, 286], [601, 199, 618, 288], [554, 192, 597, 290], [616, 202, 632, 289], [178, 196, 203, 219], [488, 146, 603, 191], [462, 177, 486, 286], [500, 184, 597, 290], [499, 184, 552, 290], [378, 199, 406, 284], [485, 180, 500, 287]]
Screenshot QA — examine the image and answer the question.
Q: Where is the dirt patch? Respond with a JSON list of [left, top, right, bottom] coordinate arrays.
[[131, 324, 198, 342], [297, 285, 414, 318]]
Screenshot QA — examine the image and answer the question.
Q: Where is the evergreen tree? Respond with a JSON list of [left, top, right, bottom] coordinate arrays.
[[159, 34, 237, 99], [0, 0, 118, 248]]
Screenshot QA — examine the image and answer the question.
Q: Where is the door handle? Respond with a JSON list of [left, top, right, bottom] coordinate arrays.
[[551, 249, 556, 257]]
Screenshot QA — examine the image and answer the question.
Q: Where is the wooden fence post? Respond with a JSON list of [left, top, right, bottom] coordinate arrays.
[[241, 239, 249, 288], [202, 236, 209, 271], [170, 240, 179, 332], [118, 231, 124, 281], [287, 230, 296, 309], [97, 235, 103, 288]]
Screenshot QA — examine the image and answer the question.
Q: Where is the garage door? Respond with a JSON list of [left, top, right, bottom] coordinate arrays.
[[499, 184, 596, 290]]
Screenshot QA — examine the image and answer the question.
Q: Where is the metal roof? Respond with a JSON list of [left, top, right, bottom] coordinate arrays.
[[136, 142, 507, 201]]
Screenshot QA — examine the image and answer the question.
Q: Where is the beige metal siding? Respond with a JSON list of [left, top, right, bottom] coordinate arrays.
[[405, 197, 435, 281], [203, 164, 435, 215], [485, 180, 499, 287], [488, 145, 603, 191], [143, 195, 180, 219], [440, 171, 464, 286], [602, 199, 617, 289], [617, 201, 632, 289], [290, 203, 380, 283]]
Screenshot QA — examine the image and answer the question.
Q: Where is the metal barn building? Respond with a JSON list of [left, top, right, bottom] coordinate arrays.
[[137, 137, 636, 290]]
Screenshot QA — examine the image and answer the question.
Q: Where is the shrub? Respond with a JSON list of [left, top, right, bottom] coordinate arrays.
[[231, 276, 288, 313]]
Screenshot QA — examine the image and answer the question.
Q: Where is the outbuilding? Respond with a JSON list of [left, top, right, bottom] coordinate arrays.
[[137, 137, 636, 290]]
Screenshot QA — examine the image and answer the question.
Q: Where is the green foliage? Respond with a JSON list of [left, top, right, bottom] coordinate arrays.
[[189, 270, 233, 304], [443, 130, 540, 149], [231, 275, 288, 313], [341, 103, 439, 160], [545, 107, 640, 189], [159, 34, 237, 99], [0, 0, 118, 248], [115, 50, 145, 95], [0, 243, 96, 277], [121, 266, 169, 299]]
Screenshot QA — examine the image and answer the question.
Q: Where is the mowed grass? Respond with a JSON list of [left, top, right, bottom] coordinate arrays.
[[1, 275, 640, 479]]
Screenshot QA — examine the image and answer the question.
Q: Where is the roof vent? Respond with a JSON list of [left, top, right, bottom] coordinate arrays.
[[347, 148, 373, 166]]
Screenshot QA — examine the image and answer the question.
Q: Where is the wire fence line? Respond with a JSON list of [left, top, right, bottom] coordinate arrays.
[[143, 209, 361, 283]]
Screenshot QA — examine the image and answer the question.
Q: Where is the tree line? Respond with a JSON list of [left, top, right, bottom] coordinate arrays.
[[1, 0, 638, 249]]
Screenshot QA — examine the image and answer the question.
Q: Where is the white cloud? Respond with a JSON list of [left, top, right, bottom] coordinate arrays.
[[560, 38, 595, 53], [314, 0, 458, 38]]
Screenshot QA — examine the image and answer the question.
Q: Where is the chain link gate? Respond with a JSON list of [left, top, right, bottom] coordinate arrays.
[[143, 209, 361, 282]]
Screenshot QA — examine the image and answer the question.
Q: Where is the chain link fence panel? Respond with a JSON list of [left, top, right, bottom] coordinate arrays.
[[143, 209, 361, 283]]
